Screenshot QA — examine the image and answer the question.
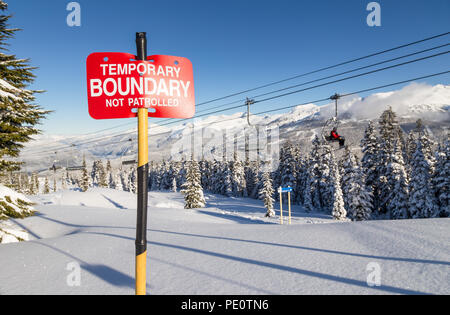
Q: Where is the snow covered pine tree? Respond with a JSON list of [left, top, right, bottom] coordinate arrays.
[[433, 138, 449, 217], [341, 146, 373, 221], [0, 1, 49, 175], [360, 121, 380, 210], [409, 137, 438, 219], [259, 171, 275, 217], [181, 158, 205, 209], [80, 156, 89, 192]]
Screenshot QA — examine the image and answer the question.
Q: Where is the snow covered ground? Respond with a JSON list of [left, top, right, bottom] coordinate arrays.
[[0, 188, 449, 295]]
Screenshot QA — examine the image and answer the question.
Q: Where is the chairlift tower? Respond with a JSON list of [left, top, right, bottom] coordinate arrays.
[[330, 93, 341, 118], [245, 97, 256, 126]]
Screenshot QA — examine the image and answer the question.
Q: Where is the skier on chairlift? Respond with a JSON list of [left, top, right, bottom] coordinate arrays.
[[330, 127, 345, 148]]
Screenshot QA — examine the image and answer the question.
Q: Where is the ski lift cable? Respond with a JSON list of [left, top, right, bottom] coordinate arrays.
[[113, 40, 450, 130], [27, 44, 450, 157], [143, 49, 450, 131], [191, 31, 450, 108], [29, 64, 450, 157], [29, 69, 450, 158], [151, 49, 450, 130], [29, 32, 450, 149], [252, 70, 450, 116], [252, 50, 450, 104], [243, 43, 450, 104]]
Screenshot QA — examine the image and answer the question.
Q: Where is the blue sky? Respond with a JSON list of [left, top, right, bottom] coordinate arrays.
[[5, 0, 450, 135]]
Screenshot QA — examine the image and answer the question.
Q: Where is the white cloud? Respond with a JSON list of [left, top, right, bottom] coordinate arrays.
[[338, 82, 450, 121]]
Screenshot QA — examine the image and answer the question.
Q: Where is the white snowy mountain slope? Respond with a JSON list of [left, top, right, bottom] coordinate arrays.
[[0, 189, 449, 295]]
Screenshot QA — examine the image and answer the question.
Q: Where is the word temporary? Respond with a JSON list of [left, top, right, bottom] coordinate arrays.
[[86, 52, 195, 119]]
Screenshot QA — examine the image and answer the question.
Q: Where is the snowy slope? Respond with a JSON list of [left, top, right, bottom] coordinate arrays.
[[19, 83, 450, 172], [0, 189, 449, 295]]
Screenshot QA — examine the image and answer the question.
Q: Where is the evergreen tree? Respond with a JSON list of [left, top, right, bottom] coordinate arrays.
[[257, 163, 267, 201], [106, 160, 112, 174], [409, 138, 438, 219], [221, 162, 233, 197], [90, 160, 99, 186], [259, 171, 275, 217], [177, 159, 187, 189], [417, 126, 436, 174], [377, 107, 404, 215], [341, 147, 373, 221], [159, 160, 171, 190], [28, 173, 35, 195], [324, 148, 346, 220], [209, 159, 223, 194], [115, 169, 124, 191], [302, 171, 314, 212], [433, 139, 449, 217], [120, 168, 129, 192], [105, 160, 113, 187], [19, 173, 28, 194], [43, 176, 50, 194], [128, 166, 137, 194], [319, 144, 334, 213], [108, 171, 116, 190], [199, 159, 210, 191], [250, 161, 262, 199], [306, 136, 322, 210], [231, 152, 246, 197], [0, 2, 50, 174], [330, 162, 346, 220], [278, 141, 297, 202], [80, 156, 89, 192], [379, 107, 403, 153], [12, 172, 21, 192], [32, 172, 38, 194], [244, 158, 257, 199], [360, 121, 380, 208], [181, 158, 205, 209], [385, 140, 409, 219], [97, 160, 108, 188], [295, 153, 307, 206], [405, 131, 417, 166], [149, 163, 160, 191]]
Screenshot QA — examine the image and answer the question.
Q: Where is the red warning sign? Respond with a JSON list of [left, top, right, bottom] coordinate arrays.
[[86, 52, 195, 119]]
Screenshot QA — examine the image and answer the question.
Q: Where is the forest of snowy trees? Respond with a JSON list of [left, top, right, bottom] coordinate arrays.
[[2, 107, 448, 221]]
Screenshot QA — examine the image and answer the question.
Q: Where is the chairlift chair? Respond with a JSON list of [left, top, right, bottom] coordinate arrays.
[[321, 93, 345, 148]]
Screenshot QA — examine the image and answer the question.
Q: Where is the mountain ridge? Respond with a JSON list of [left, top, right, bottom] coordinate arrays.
[[20, 83, 449, 172]]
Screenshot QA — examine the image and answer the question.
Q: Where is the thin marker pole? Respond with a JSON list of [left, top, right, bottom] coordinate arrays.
[[288, 191, 291, 225], [279, 188, 283, 225], [135, 32, 149, 296]]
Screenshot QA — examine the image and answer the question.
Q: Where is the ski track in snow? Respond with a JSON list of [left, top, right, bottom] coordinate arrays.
[[0, 188, 449, 295]]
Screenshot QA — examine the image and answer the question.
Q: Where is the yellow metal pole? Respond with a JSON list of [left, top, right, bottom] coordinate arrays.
[[288, 191, 291, 225], [136, 107, 148, 295], [279, 189, 283, 225], [135, 32, 149, 296]]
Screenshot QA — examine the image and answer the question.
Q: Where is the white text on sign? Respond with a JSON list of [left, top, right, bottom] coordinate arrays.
[[89, 63, 191, 108]]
